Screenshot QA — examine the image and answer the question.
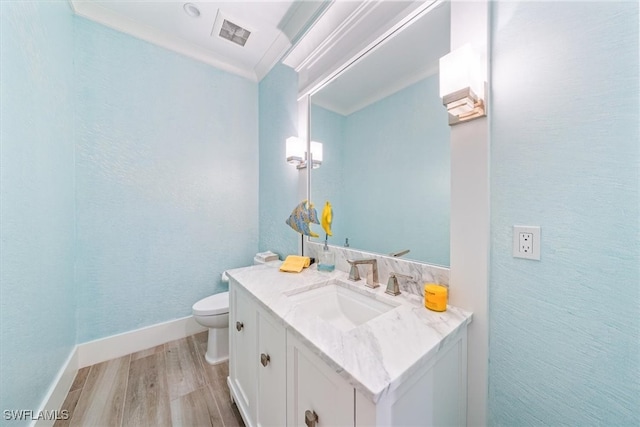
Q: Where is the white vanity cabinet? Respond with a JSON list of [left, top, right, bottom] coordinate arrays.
[[229, 283, 286, 427], [229, 278, 469, 427], [354, 331, 468, 427], [230, 281, 352, 427], [287, 328, 468, 427]]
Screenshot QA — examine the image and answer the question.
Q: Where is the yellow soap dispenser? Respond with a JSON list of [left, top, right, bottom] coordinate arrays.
[[424, 283, 448, 312]]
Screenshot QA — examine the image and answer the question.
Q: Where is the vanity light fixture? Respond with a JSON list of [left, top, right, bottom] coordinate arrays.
[[310, 141, 323, 169], [286, 137, 305, 167], [286, 137, 323, 169], [439, 44, 486, 125]]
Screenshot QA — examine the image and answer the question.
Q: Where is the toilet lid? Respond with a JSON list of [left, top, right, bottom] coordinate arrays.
[[192, 292, 229, 316]]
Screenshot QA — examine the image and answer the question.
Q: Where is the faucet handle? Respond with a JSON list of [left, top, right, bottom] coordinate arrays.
[[347, 259, 378, 288], [347, 260, 361, 281], [386, 272, 414, 296]]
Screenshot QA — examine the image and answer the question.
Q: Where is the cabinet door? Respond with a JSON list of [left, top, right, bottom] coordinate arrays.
[[229, 284, 257, 425], [287, 332, 354, 427], [256, 308, 286, 427]]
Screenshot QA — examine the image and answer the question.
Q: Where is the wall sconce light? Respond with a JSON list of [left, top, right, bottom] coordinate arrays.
[[286, 137, 323, 169], [439, 44, 486, 126]]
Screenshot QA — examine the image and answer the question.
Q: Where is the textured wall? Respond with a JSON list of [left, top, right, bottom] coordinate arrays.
[[258, 63, 302, 256], [309, 104, 346, 245], [74, 18, 259, 342], [489, 2, 639, 425], [0, 1, 76, 420], [310, 75, 450, 265]]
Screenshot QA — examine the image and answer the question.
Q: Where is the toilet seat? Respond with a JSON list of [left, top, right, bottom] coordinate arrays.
[[192, 292, 229, 316]]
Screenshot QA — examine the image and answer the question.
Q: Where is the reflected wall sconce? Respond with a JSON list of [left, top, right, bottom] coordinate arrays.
[[286, 137, 323, 169], [439, 44, 486, 126]]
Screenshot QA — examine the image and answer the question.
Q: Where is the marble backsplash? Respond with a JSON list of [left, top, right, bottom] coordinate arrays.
[[305, 241, 449, 298]]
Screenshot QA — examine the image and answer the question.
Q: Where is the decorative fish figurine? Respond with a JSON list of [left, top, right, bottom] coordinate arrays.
[[286, 200, 320, 237], [321, 201, 333, 237]]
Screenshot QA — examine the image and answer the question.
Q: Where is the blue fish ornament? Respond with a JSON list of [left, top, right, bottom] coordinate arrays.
[[286, 200, 320, 237]]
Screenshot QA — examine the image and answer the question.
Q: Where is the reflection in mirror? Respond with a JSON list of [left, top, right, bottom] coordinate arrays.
[[309, 1, 451, 266]]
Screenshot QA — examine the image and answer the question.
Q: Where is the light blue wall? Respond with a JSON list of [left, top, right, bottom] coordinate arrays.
[[309, 104, 346, 245], [311, 75, 450, 265], [74, 18, 259, 342], [1, 2, 260, 414], [258, 63, 301, 257], [0, 1, 76, 420], [489, 2, 640, 425]]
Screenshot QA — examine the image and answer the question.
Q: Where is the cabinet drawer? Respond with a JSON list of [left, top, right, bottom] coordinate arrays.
[[287, 332, 354, 427], [257, 308, 286, 427]]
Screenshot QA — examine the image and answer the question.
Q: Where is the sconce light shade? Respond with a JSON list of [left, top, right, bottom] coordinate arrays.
[[286, 136, 305, 166], [439, 43, 486, 125], [310, 141, 323, 169], [286, 137, 323, 169]]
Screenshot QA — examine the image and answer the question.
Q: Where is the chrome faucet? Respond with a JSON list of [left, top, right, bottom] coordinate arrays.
[[385, 272, 414, 296], [347, 258, 379, 288]]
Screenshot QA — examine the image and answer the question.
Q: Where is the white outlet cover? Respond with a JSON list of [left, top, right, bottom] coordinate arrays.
[[513, 225, 541, 260]]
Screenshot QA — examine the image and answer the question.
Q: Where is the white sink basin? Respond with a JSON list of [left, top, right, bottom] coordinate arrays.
[[286, 282, 398, 332]]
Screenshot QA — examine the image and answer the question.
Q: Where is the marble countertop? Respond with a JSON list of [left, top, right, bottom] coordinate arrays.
[[226, 262, 472, 404]]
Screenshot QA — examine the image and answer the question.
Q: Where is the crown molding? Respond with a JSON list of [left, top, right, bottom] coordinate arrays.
[[282, 0, 369, 72], [69, 0, 326, 82], [255, 32, 292, 81], [282, 0, 443, 98], [70, 0, 258, 80]]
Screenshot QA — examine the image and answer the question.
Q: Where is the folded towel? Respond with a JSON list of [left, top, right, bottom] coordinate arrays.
[[279, 255, 311, 273]]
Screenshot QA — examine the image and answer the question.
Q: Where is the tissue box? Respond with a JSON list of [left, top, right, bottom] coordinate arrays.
[[255, 251, 279, 263]]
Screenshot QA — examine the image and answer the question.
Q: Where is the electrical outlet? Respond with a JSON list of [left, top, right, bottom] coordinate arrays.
[[513, 226, 540, 260], [519, 232, 533, 253]]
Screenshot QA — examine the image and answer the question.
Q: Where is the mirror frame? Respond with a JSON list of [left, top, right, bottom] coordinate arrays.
[[291, 0, 491, 423], [303, 0, 450, 266]]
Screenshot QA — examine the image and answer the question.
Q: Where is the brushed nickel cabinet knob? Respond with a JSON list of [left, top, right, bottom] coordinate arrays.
[[304, 410, 318, 427], [260, 353, 270, 367]]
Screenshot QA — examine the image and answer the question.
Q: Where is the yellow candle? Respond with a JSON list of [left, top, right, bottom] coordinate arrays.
[[424, 284, 448, 312]]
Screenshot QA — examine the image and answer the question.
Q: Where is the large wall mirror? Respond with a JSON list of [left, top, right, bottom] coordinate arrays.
[[309, 1, 451, 266]]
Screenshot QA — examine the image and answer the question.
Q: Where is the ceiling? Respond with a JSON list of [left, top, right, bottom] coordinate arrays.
[[70, 0, 326, 81]]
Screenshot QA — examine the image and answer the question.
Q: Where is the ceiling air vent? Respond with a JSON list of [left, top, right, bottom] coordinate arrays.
[[219, 19, 251, 47]]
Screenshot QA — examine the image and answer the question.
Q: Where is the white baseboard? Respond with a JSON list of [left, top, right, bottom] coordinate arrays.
[[33, 347, 79, 427], [77, 315, 206, 368]]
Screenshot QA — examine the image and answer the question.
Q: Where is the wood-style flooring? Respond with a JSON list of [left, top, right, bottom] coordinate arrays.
[[55, 331, 245, 427]]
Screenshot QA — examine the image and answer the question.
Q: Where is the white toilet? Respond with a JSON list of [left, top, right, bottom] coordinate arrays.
[[192, 291, 230, 365], [192, 251, 279, 365]]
